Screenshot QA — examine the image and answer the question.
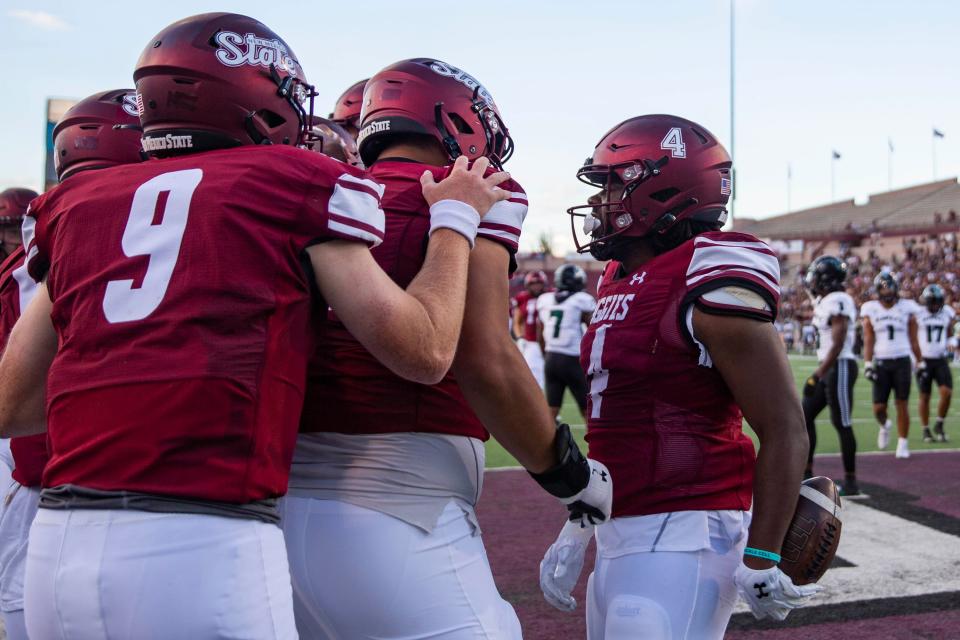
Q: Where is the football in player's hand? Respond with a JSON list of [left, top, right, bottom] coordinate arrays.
[[778, 476, 842, 585]]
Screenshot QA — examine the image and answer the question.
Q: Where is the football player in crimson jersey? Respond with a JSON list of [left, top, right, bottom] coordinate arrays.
[[286, 58, 611, 640], [0, 89, 144, 640], [0, 14, 509, 640], [538, 115, 816, 638], [512, 269, 548, 386]]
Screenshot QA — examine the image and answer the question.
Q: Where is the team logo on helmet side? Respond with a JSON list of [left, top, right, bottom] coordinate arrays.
[[121, 93, 139, 117], [427, 60, 495, 107], [214, 30, 298, 76]]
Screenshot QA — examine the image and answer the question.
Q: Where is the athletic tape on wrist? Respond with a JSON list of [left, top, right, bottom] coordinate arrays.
[[428, 199, 481, 248], [744, 547, 782, 563]]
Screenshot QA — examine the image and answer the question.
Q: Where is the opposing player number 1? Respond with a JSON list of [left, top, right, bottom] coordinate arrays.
[[103, 169, 202, 323]]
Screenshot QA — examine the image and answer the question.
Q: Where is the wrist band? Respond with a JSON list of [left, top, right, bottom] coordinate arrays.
[[744, 547, 781, 563], [428, 199, 481, 248]]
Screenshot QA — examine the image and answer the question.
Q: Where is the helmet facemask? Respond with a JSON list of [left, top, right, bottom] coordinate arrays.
[[567, 156, 670, 260], [434, 86, 513, 170]]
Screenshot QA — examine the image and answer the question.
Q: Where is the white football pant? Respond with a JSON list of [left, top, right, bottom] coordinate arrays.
[[520, 340, 545, 388], [587, 511, 748, 640], [25, 509, 298, 640], [0, 483, 40, 640], [280, 497, 521, 639]]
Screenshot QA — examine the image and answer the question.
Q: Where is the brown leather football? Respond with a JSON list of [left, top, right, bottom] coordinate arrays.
[[778, 476, 843, 585]]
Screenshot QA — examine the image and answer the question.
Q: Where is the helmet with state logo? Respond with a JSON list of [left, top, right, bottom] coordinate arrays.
[[567, 115, 731, 260], [357, 58, 513, 168], [134, 12, 316, 157], [53, 89, 144, 181]]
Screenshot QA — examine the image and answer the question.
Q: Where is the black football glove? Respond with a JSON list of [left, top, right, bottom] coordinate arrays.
[[916, 361, 931, 387], [864, 361, 878, 382], [803, 374, 820, 398]]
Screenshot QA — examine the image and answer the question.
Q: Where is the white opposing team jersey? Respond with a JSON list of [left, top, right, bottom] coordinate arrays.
[[537, 290, 596, 356], [916, 305, 956, 359], [861, 299, 919, 360], [813, 291, 857, 362]]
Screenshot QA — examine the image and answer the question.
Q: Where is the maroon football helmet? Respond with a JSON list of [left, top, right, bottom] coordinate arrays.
[[568, 115, 732, 259], [53, 89, 144, 181], [329, 78, 367, 135], [357, 58, 513, 168], [134, 12, 316, 157], [0, 188, 37, 225], [0, 187, 38, 258], [524, 270, 547, 289], [307, 116, 361, 167]]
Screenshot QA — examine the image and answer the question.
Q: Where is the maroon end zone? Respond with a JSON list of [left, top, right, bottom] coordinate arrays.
[[477, 450, 960, 640]]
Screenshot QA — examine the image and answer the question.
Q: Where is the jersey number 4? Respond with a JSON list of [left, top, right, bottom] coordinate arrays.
[[103, 169, 202, 323]]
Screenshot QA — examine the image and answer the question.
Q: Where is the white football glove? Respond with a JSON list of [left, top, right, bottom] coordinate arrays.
[[562, 458, 612, 526], [539, 519, 595, 612], [734, 563, 823, 621]]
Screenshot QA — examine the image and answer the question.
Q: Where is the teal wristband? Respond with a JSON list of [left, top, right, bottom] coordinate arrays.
[[744, 547, 781, 563]]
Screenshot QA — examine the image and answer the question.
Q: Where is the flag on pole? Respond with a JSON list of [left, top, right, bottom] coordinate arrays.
[[832, 150, 842, 159], [888, 138, 894, 152], [933, 128, 945, 138]]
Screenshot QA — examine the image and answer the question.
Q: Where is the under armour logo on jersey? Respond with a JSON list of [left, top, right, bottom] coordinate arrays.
[[594, 468, 609, 483], [753, 582, 770, 598], [630, 272, 647, 286]]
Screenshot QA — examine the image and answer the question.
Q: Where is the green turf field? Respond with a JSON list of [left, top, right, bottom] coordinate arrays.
[[483, 354, 958, 468]]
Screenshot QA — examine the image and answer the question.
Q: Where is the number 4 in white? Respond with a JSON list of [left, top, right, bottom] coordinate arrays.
[[103, 169, 202, 323], [587, 324, 612, 419], [660, 127, 686, 159]]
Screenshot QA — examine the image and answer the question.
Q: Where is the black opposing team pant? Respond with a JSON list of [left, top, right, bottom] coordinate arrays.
[[544, 352, 588, 413], [804, 358, 858, 474]]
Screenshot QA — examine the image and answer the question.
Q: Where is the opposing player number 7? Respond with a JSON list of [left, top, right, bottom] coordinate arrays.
[[102, 169, 202, 323]]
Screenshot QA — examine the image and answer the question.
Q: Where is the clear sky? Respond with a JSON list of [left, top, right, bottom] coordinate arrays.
[[1, 0, 957, 252]]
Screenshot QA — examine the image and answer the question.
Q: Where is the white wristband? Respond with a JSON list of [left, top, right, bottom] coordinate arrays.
[[429, 199, 481, 248]]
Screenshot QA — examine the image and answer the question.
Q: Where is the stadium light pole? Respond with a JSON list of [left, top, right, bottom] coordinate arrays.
[[729, 0, 735, 227], [831, 150, 841, 202]]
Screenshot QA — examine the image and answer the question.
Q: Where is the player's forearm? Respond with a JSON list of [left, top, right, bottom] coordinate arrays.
[[400, 229, 473, 382], [863, 333, 874, 363], [747, 411, 808, 567], [453, 336, 556, 472]]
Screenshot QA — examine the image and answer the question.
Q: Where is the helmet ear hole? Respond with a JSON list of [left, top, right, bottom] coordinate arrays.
[[448, 113, 474, 134], [649, 187, 680, 203], [256, 109, 287, 129]]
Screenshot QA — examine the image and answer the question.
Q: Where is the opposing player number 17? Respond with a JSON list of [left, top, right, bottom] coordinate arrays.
[[102, 169, 202, 323]]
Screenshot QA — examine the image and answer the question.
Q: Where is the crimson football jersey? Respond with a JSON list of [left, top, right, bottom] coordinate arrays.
[[301, 159, 527, 439], [512, 289, 542, 341], [581, 232, 780, 518], [25, 145, 385, 503], [0, 246, 48, 487]]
